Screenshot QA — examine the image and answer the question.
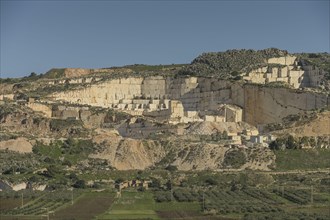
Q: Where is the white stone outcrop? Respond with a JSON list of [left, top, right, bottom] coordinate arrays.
[[49, 76, 329, 126]]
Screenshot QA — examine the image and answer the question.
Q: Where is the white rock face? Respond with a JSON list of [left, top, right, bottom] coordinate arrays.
[[243, 56, 328, 89], [12, 182, 27, 191], [267, 56, 296, 66], [50, 76, 329, 126], [27, 102, 52, 118]]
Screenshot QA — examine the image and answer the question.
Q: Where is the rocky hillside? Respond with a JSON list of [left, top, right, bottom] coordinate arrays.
[[0, 48, 329, 175], [91, 130, 274, 171], [179, 48, 289, 78]]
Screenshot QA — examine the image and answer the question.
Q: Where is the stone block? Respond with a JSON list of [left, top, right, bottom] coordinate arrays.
[[189, 77, 198, 83], [276, 77, 288, 83], [243, 76, 251, 81], [204, 115, 216, 122], [279, 67, 288, 77], [148, 104, 158, 110], [215, 116, 225, 122], [121, 99, 132, 104], [271, 68, 279, 78], [285, 56, 296, 65], [184, 111, 198, 117], [267, 56, 296, 65], [289, 70, 304, 78], [132, 100, 150, 105], [225, 105, 243, 122]]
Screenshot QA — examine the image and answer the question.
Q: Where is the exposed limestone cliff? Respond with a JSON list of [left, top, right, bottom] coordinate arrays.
[[49, 76, 329, 125], [1, 49, 329, 172]]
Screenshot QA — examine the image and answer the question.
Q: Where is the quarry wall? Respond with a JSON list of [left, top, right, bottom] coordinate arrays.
[[242, 85, 329, 125], [51, 76, 329, 125]]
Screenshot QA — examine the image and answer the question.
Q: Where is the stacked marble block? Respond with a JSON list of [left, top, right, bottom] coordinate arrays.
[[243, 56, 305, 88]]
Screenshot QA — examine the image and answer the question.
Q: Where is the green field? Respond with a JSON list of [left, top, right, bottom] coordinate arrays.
[[98, 191, 160, 219], [98, 190, 202, 220], [1, 170, 329, 220], [275, 149, 330, 170]]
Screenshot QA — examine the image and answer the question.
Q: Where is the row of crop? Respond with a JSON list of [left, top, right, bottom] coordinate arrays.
[[154, 188, 279, 205], [4, 191, 79, 216], [242, 188, 283, 205], [6, 199, 60, 215], [273, 189, 309, 205], [242, 211, 329, 220], [205, 203, 283, 214], [154, 191, 172, 202], [173, 190, 202, 202], [154, 188, 287, 215], [202, 189, 282, 215]]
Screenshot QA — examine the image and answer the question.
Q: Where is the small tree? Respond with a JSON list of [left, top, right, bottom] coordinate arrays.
[[205, 177, 217, 186], [166, 180, 172, 190], [165, 165, 178, 172], [29, 72, 37, 78], [73, 179, 86, 188], [286, 135, 297, 149], [222, 131, 228, 139], [115, 177, 124, 184], [149, 178, 161, 188]]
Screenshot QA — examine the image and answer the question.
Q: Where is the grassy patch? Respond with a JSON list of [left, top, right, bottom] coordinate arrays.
[[155, 201, 200, 211], [274, 149, 330, 170], [98, 191, 159, 220]]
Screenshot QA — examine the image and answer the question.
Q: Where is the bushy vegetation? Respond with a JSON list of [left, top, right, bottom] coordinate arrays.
[[33, 138, 99, 163], [0, 72, 43, 84], [178, 48, 288, 79], [297, 52, 330, 77], [222, 149, 246, 168], [274, 148, 330, 170], [154, 186, 329, 219], [121, 63, 187, 72], [43, 68, 65, 79], [265, 111, 318, 132], [1, 189, 83, 216], [269, 135, 330, 150], [49, 118, 85, 134]]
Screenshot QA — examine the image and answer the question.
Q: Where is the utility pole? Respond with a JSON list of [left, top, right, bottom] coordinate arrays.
[[202, 191, 205, 212], [21, 193, 24, 207], [42, 208, 49, 220], [170, 177, 173, 202], [281, 186, 284, 197], [310, 185, 314, 204], [71, 189, 74, 205]]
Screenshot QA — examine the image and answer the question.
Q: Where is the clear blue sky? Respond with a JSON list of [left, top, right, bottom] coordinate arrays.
[[1, 0, 329, 78]]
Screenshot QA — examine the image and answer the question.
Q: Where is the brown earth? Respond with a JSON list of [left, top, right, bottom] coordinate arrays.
[[273, 111, 330, 137], [53, 193, 114, 220], [0, 137, 33, 153]]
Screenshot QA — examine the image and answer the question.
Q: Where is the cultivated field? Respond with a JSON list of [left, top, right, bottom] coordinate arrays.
[[1, 171, 329, 220]]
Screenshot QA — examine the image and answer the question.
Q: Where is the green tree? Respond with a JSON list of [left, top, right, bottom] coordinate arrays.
[[29, 72, 37, 78], [205, 177, 218, 186], [73, 179, 86, 188], [165, 165, 178, 172], [286, 135, 297, 149], [149, 178, 161, 188]]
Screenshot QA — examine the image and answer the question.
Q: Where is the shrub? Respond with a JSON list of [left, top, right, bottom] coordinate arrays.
[[165, 165, 178, 172], [73, 179, 86, 188], [223, 150, 246, 168], [205, 177, 218, 186]]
